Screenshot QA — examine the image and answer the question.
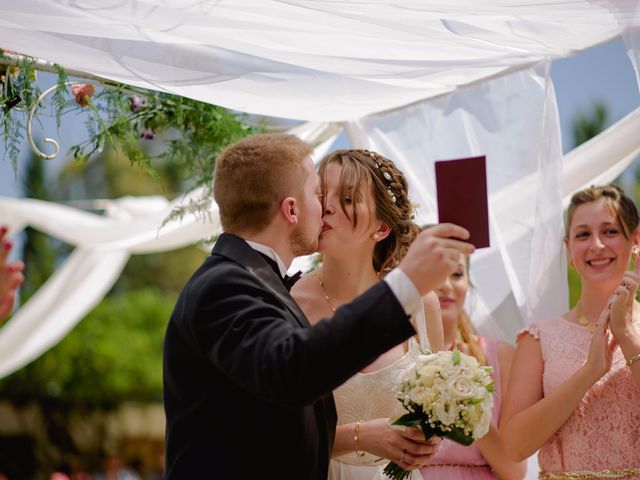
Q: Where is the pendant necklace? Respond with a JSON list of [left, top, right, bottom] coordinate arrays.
[[575, 301, 596, 333], [317, 272, 337, 313]]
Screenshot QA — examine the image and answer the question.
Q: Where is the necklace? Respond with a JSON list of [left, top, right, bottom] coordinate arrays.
[[575, 302, 596, 333], [317, 270, 382, 314], [317, 273, 337, 313]]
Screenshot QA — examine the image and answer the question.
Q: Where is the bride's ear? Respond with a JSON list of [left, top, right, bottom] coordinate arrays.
[[371, 222, 391, 242]]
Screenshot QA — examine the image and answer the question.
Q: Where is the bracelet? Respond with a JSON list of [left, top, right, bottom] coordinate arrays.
[[627, 353, 640, 367], [354, 421, 366, 462]]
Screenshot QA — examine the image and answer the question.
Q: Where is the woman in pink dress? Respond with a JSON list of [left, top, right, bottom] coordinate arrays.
[[420, 254, 526, 480], [501, 184, 640, 479]]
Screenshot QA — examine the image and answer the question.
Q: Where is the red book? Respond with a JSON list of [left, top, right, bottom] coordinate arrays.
[[435, 156, 490, 248]]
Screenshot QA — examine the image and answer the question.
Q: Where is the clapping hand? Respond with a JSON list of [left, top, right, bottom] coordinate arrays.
[[0, 226, 24, 323], [584, 299, 616, 382], [609, 252, 640, 338]]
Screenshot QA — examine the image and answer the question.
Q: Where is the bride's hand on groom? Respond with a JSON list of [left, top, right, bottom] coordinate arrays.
[[359, 418, 441, 469]]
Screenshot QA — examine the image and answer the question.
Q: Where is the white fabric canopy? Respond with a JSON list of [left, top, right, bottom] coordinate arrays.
[[2, 0, 639, 121]]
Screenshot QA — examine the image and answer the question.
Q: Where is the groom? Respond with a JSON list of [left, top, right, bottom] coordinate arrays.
[[163, 134, 473, 479]]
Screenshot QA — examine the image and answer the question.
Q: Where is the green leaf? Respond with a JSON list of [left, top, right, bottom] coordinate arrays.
[[452, 348, 461, 366], [444, 427, 474, 446]]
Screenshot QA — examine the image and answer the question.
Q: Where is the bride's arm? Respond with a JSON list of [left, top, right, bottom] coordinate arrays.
[[332, 420, 440, 469]]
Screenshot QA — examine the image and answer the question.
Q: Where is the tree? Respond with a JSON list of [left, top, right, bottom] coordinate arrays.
[[572, 101, 608, 148]]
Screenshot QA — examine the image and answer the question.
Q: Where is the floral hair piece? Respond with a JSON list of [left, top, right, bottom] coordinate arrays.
[[362, 149, 397, 204]]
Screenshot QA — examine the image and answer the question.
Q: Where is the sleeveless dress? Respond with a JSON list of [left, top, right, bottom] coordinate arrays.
[[519, 317, 640, 477], [419, 336, 502, 480], [328, 308, 430, 480]]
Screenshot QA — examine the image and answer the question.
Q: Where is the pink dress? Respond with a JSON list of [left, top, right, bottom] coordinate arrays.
[[519, 317, 640, 476], [419, 336, 502, 480]]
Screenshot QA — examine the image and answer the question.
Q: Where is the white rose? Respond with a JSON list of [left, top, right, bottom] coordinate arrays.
[[448, 377, 475, 399]]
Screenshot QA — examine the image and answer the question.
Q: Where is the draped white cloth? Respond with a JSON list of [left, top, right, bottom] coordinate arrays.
[[0, 1, 639, 401], [1, 0, 639, 121]]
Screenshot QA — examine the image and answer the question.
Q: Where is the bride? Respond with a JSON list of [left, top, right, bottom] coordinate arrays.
[[292, 149, 443, 480]]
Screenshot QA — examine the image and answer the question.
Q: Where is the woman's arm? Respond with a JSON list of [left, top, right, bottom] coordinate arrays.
[[423, 291, 444, 351], [333, 420, 440, 470], [475, 341, 526, 480], [499, 319, 614, 461]]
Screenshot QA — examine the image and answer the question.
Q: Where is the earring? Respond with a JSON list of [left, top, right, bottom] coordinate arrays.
[[632, 245, 639, 261], [372, 233, 380, 241]]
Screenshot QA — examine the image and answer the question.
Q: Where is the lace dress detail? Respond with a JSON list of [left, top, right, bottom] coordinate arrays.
[[328, 307, 430, 480], [518, 317, 640, 474]]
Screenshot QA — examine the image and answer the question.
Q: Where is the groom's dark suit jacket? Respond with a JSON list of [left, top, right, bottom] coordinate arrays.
[[163, 233, 414, 479]]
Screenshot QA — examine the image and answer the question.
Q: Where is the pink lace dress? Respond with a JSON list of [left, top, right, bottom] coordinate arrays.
[[419, 336, 502, 480], [519, 317, 640, 476]]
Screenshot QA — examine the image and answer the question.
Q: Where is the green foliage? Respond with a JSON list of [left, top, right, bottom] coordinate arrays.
[[0, 289, 174, 408], [567, 264, 581, 309], [573, 101, 608, 147], [1, 49, 256, 201], [20, 153, 59, 301]]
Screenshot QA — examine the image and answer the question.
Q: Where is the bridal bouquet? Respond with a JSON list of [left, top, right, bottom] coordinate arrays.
[[383, 349, 495, 480]]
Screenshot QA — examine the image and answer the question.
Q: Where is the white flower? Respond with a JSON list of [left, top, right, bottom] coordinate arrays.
[[395, 349, 494, 441], [448, 377, 475, 399]]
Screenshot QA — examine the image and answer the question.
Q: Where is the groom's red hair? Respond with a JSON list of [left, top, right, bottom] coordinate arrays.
[[214, 133, 312, 234]]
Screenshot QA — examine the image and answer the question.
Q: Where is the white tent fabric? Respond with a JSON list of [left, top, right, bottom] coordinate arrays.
[[2, 0, 639, 121]]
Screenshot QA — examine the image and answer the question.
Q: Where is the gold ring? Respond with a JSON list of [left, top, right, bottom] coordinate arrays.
[[400, 450, 406, 463]]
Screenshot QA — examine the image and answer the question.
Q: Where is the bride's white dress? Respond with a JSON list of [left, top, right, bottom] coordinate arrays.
[[328, 308, 430, 480]]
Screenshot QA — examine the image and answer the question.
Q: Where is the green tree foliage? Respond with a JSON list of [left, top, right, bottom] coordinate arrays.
[[20, 152, 58, 302], [572, 101, 608, 148], [0, 288, 172, 407]]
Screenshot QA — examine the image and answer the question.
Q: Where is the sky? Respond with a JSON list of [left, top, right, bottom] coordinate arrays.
[[1, 37, 639, 199]]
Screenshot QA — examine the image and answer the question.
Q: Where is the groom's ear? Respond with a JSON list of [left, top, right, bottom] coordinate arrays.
[[280, 197, 298, 225]]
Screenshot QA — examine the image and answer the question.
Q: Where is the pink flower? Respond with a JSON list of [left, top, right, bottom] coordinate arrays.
[[140, 128, 154, 140], [71, 83, 95, 107], [128, 95, 146, 112]]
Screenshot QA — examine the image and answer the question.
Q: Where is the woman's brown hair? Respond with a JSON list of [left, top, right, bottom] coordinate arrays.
[[318, 149, 420, 274], [566, 184, 639, 239]]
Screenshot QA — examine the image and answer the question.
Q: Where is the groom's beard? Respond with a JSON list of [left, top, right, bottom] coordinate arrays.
[[290, 221, 318, 258]]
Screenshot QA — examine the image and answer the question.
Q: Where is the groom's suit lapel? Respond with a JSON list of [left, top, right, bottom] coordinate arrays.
[[212, 233, 311, 329]]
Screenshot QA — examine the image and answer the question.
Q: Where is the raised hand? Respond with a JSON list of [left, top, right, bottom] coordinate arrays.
[[0, 226, 24, 323], [583, 300, 616, 382], [399, 224, 475, 296], [609, 254, 640, 338]]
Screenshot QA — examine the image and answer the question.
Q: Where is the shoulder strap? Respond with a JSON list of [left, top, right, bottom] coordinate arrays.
[[412, 303, 430, 351]]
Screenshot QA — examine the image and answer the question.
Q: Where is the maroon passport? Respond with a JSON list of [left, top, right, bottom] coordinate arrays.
[[435, 156, 490, 248]]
